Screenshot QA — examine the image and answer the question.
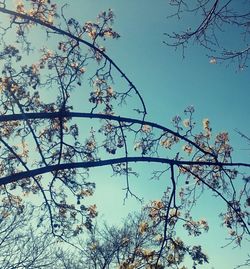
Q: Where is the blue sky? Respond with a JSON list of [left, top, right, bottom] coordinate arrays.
[[69, 0, 250, 135], [61, 1, 250, 268], [2, 1, 249, 268]]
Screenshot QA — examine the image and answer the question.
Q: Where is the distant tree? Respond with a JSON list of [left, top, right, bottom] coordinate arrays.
[[81, 203, 209, 269], [165, 0, 250, 69], [0, 206, 57, 268], [0, 1, 249, 268], [0, 204, 85, 268]]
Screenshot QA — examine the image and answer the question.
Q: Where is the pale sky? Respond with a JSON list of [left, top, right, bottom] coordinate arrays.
[[66, 1, 250, 268], [1, 1, 249, 268]]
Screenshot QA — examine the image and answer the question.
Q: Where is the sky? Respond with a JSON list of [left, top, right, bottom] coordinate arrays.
[[62, 1, 250, 268], [2, 1, 250, 268], [67, 0, 250, 137]]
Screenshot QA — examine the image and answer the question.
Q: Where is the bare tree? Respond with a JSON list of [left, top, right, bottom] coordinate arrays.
[[165, 0, 250, 69], [0, 205, 58, 268], [80, 206, 209, 269], [0, 204, 87, 268], [0, 1, 249, 268]]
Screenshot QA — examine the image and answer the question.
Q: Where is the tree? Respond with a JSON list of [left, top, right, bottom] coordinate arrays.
[[0, 0, 249, 268], [0, 204, 88, 268], [0, 205, 57, 268], [80, 205, 209, 269], [165, 0, 250, 69], [0, 202, 209, 268]]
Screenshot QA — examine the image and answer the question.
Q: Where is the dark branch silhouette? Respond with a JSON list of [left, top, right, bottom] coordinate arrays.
[[165, 0, 250, 69]]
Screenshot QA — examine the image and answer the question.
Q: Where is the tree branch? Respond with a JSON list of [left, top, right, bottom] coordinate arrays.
[[0, 111, 217, 158], [1, 156, 249, 185], [0, 6, 147, 117]]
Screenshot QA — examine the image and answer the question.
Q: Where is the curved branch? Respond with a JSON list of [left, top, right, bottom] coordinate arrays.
[[0, 6, 147, 117], [0, 156, 249, 185], [0, 111, 217, 157]]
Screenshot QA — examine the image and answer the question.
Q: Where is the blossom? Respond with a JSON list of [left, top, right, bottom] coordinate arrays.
[[183, 119, 190, 128], [161, 138, 172, 148], [133, 142, 141, 151], [89, 242, 98, 250], [141, 125, 152, 133], [148, 200, 164, 220], [209, 58, 217, 64], [179, 167, 187, 174], [198, 218, 209, 231], [169, 208, 180, 217], [16, 1, 25, 14], [59, 207, 67, 217], [183, 144, 192, 154], [142, 249, 155, 260], [121, 237, 130, 245], [202, 118, 211, 138], [88, 29, 97, 39], [152, 200, 164, 209], [229, 229, 236, 236], [202, 118, 210, 130], [88, 204, 97, 218], [47, 15, 54, 25], [106, 86, 115, 97], [70, 62, 79, 69], [79, 67, 86, 73], [79, 189, 93, 197], [138, 222, 148, 234], [154, 234, 163, 242], [215, 132, 229, 143], [86, 140, 96, 151]]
